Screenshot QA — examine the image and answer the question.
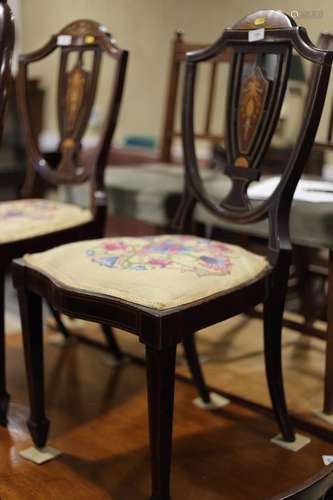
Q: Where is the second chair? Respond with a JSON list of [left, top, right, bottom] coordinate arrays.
[[0, 19, 128, 422]]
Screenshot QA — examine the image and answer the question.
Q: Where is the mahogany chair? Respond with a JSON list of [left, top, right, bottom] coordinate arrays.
[[0, 20, 128, 423], [159, 30, 229, 164], [12, 10, 332, 500]]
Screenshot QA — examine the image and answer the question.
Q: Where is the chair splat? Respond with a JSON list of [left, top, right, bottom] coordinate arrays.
[[57, 49, 101, 183], [223, 44, 291, 211]]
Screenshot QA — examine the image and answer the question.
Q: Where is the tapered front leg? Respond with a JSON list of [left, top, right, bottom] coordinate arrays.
[[264, 270, 295, 442], [146, 345, 176, 500], [0, 269, 9, 425], [18, 287, 49, 448]]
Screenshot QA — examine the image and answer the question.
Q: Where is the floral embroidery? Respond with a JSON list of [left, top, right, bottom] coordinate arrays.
[[86, 235, 233, 277], [0, 200, 59, 221]]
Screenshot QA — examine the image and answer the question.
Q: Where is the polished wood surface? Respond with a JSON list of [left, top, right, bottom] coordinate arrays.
[[1, 329, 333, 500], [117, 311, 333, 435], [270, 462, 333, 499]]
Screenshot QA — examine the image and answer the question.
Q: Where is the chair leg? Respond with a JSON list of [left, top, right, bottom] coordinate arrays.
[[146, 345, 176, 500], [48, 303, 70, 339], [18, 287, 49, 448], [101, 324, 124, 361], [324, 250, 333, 415], [0, 270, 9, 425], [264, 284, 295, 442], [182, 333, 211, 404]]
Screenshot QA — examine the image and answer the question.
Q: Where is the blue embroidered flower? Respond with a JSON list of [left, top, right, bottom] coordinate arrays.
[[199, 255, 229, 270], [99, 256, 118, 267], [144, 240, 189, 254], [200, 256, 220, 265], [1, 209, 23, 219]]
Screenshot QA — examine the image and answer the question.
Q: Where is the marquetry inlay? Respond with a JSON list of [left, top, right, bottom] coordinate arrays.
[[65, 65, 87, 133], [63, 20, 97, 37], [237, 65, 269, 155], [234, 156, 249, 168]]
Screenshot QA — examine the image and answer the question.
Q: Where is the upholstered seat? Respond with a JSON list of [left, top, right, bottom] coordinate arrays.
[[23, 235, 268, 310], [0, 199, 92, 244]]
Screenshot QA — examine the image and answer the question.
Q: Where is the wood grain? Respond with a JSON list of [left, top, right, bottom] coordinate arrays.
[[1, 329, 333, 500]]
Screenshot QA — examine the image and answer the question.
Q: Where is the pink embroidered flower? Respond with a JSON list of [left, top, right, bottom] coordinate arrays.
[[87, 235, 235, 277], [179, 235, 194, 240], [143, 241, 188, 254], [210, 241, 229, 252], [103, 241, 127, 251], [148, 258, 171, 268]]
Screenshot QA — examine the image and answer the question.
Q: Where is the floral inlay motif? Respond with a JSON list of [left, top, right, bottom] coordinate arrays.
[[238, 65, 269, 154]]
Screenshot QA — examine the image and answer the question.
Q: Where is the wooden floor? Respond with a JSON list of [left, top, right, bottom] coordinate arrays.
[[1, 323, 333, 500]]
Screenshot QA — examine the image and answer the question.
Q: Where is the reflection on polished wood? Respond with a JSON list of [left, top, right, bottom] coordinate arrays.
[[1, 328, 333, 499], [119, 312, 333, 436]]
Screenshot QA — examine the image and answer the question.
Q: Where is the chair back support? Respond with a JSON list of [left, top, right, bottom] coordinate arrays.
[[270, 462, 333, 499], [17, 20, 128, 216], [178, 10, 333, 265], [160, 30, 230, 162], [0, 0, 14, 140], [312, 32, 333, 150]]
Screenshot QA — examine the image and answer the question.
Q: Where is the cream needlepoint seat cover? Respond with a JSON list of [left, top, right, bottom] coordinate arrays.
[[24, 235, 269, 310], [0, 199, 92, 244]]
